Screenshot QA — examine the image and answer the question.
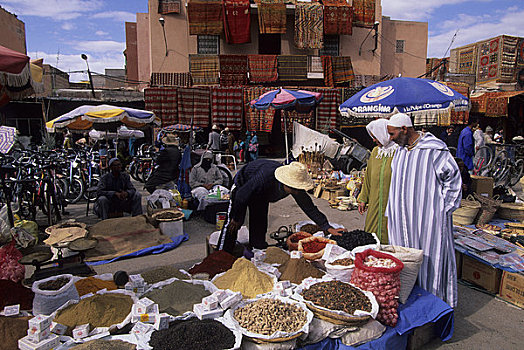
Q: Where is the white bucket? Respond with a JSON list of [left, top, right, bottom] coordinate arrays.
[[159, 219, 184, 238]]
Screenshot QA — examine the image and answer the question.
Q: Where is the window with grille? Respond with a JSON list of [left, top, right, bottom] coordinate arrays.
[[396, 40, 405, 53], [320, 35, 339, 56], [197, 35, 220, 55]]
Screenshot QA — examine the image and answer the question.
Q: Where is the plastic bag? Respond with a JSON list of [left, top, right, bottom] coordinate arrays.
[[0, 239, 25, 282], [32, 274, 80, 315], [350, 250, 404, 327]]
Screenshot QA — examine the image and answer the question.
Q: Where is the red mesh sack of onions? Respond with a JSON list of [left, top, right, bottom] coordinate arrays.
[[0, 239, 25, 283], [350, 249, 404, 327]]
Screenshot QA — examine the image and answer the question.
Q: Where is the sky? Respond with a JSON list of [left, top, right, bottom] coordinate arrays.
[[2, 0, 524, 82]]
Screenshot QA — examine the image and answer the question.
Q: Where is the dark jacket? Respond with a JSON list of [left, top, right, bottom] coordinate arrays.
[[97, 172, 136, 199], [146, 146, 181, 188]]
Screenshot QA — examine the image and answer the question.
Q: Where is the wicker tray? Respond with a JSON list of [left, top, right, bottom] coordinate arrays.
[[306, 303, 371, 326], [247, 332, 303, 344], [151, 208, 185, 222], [497, 203, 524, 221]]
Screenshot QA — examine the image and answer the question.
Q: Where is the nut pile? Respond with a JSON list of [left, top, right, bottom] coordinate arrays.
[[38, 276, 70, 291], [331, 230, 376, 251], [302, 281, 371, 314], [234, 299, 307, 335], [364, 256, 397, 268], [331, 258, 354, 266], [300, 224, 322, 234]]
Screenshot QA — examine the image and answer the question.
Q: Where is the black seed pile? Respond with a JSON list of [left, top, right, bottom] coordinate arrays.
[[37, 277, 70, 291], [331, 230, 376, 251], [149, 318, 235, 350]]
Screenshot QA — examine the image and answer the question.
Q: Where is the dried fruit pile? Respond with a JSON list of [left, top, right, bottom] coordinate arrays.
[[331, 258, 354, 266], [234, 299, 307, 336], [302, 280, 371, 314], [331, 230, 376, 251]]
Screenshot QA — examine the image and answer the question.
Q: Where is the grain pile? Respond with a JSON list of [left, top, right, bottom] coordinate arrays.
[[74, 277, 117, 296], [278, 257, 324, 284], [70, 339, 136, 350], [143, 280, 210, 316], [213, 258, 274, 298], [264, 247, 290, 265], [141, 266, 188, 284]]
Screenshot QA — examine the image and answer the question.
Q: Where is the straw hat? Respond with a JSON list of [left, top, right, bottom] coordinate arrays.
[[274, 162, 314, 190], [162, 134, 179, 146]]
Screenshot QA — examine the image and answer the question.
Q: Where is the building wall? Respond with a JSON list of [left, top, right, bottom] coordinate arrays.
[[40, 64, 69, 97], [105, 68, 126, 89], [125, 22, 139, 86], [380, 17, 427, 78], [137, 13, 151, 90], [0, 6, 26, 54]]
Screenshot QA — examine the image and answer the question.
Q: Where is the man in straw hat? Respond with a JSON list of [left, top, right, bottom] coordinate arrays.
[[218, 160, 346, 253], [145, 134, 181, 194], [386, 113, 462, 307]]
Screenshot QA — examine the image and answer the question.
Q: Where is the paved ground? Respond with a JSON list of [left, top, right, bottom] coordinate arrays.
[[31, 170, 523, 349]]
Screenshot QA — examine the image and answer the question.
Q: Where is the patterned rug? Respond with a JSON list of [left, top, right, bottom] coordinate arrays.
[[517, 38, 524, 68], [256, 0, 286, 34], [282, 110, 314, 132], [332, 56, 355, 84], [457, 44, 477, 75], [443, 82, 469, 124], [223, 0, 251, 44], [158, 0, 181, 14], [476, 36, 501, 83], [313, 88, 341, 132], [426, 58, 446, 80], [150, 72, 192, 87], [353, 0, 375, 28], [189, 55, 219, 85], [323, 0, 353, 35], [321, 56, 334, 87], [219, 55, 248, 86], [248, 55, 278, 82], [187, 0, 223, 35], [499, 35, 519, 82], [177, 87, 211, 127], [278, 55, 308, 81], [294, 2, 323, 49], [211, 87, 243, 130], [144, 87, 179, 126], [243, 87, 275, 132]]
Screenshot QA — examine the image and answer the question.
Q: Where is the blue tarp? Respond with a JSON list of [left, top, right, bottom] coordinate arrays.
[[86, 233, 189, 266], [299, 286, 454, 350]]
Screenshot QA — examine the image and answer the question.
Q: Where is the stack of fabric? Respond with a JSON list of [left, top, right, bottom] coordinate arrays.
[[256, 0, 286, 34], [323, 0, 353, 35], [294, 2, 323, 49], [219, 55, 248, 86], [189, 54, 219, 85], [211, 87, 243, 130], [248, 55, 278, 83], [150, 72, 192, 87], [144, 87, 178, 126], [243, 87, 275, 132], [277, 55, 308, 81], [177, 87, 211, 127], [332, 56, 355, 84], [187, 0, 223, 35], [353, 0, 375, 28], [223, 0, 251, 44]]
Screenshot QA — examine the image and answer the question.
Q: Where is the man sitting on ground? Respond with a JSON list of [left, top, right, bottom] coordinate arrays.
[[94, 158, 143, 220], [189, 151, 228, 210]]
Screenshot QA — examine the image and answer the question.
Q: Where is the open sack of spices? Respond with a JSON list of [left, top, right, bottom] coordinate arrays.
[[49, 289, 137, 335], [350, 249, 404, 327], [73, 273, 118, 297], [298, 236, 337, 261], [292, 278, 379, 324], [330, 229, 380, 255], [225, 296, 314, 342], [32, 274, 80, 315], [324, 250, 356, 283]]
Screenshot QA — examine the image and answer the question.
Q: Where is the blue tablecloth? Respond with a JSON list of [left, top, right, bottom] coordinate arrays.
[[300, 286, 454, 350]]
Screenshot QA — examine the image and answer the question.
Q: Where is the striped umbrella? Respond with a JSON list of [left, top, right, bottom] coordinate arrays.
[[0, 126, 16, 154]]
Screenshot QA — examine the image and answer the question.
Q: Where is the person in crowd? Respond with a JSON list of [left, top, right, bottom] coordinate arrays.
[[494, 128, 504, 143], [243, 131, 252, 163], [473, 124, 485, 151], [484, 126, 494, 144], [225, 128, 235, 157], [208, 124, 221, 151], [145, 134, 181, 194], [189, 151, 227, 210], [439, 126, 458, 148], [94, 158, 143, 220], [457, 118, 478, 171], [63, 132, 73, 150], [248, 131, 259, 162], [117, 140, 131, 168], [219, 161, 346, 253], [455, 157, 473, 198], [357, 119, 398, 244], [386, 113, 462, 308]]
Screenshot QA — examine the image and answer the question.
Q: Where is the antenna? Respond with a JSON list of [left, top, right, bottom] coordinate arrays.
[[443, 29, 459, 59], [56, 47, 60, 68]]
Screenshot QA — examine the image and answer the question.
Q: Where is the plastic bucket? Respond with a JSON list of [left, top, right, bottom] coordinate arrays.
[[159, 219, 184, 238], [216, 212, 227, 230]]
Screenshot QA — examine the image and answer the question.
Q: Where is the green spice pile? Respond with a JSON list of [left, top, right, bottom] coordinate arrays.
[[70, 339, 136, 350], [140, 266, 188, 284], [149, 319, 235, 350], [38, 276, 70, 291], [278, 257, 324, 284], [302, 281, 372, 314], [143, 280, 210, 316], [54, 293, 133, 332], [264, 247, 290, 265]]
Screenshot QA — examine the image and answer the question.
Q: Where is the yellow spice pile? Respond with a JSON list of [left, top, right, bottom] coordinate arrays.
[[213, 258, 274, 298]]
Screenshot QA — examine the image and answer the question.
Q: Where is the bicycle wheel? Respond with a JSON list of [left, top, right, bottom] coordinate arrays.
[[217, 165, 233, 189], [474, 146, 494, 173], [492, 150, 509, 182], [83, 176, 100, 200], [509, 159, 524, 187], [65, 177, 84, 204], [129, 161, 140, 181]]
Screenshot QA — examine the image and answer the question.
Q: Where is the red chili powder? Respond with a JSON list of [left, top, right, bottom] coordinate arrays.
[[302, 241, 327, 253], [188, 250, 237, 278], [0, 279, 34, 310]]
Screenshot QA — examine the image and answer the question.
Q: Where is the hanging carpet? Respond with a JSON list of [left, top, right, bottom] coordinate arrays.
[[187, 0, 223, 35], [158, 0, 181, 14], [321, 55, 334, 87], [150, 72, 192, 87], [219, 54, 248, 86], [353, 0, 375, 28], [144, 87, 178, 126], [313, 88, 341, 132], [244, 87, 275, 132], [294, 2, 323, 49], [323, 0, 353, 35], [256, 0, 286, 34], [332, 56, 355, 84], [177, 87, 211, 127], [223, 0, 251, 44], [211, 87, 243, 130], [247, 55, 278, 83], [277, 55, 308, 81], [189, 54, 219, 85]]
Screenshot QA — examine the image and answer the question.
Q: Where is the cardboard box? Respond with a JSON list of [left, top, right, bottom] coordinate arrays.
[[321, 189, 331, 201], [498, 271, 524, 309], [462, 255, 502, 293], [471, 176, 494, 198], [18, 334, 59, 350]]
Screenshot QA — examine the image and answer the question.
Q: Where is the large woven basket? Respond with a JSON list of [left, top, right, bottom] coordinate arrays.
[[474, 193, 502, 225], [247, 332, 303, 344], [498, 203, 524, 221], [306, 304, 371, 326], [453, 195, 481, 226]]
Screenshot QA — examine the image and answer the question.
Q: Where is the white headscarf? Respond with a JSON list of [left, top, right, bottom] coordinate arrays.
[[366, 119, 398, 159]]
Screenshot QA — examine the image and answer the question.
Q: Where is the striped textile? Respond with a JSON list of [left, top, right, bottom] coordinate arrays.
[[321, 56, 334, 87], [243, 87, 275, 132], [177, 87, 210, 127], [353, 0, 375, 28], [144, 87, 178, 126], [248, 55, 278, 82], [443, 82, 469, 124], [189, 55, 219, 85], [187, 0, 223, 35], [223, 0, 251, 44], [294, 3, 323, 49], [282, 110, 314, 132], [517, 38, 524, 68], [323, 0, 353, 35], [150, 72, 192, 87], [211, 87, 243, 130], [158, 0, 181, 14], [386, 132, 462, 307], [332, 56, 355, 84], [219, 55, 248, 86], [277, 55, 308, 81], [257, 0, 286, 34], [314, 88, 341, 132]]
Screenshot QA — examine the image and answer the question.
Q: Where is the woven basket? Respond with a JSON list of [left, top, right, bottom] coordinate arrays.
[[498, 203, 524, 221], [247, 332, 303, 344], [298, 236, 337, 260], [306, 304, 370, 326], [474, 193, 502, 225], [453, 195, 481, 226]]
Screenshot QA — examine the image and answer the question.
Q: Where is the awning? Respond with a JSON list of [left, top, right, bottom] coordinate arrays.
[[470, 91, 524, 116]]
